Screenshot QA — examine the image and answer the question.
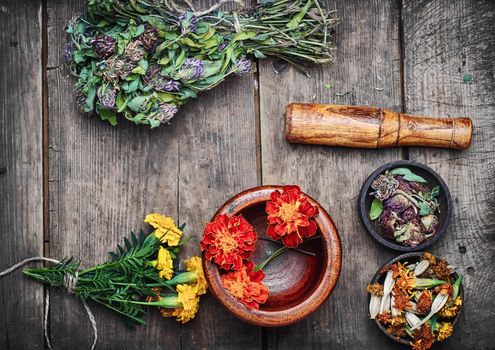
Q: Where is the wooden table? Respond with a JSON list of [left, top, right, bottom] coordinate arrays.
[[1, 1, 493, 349]]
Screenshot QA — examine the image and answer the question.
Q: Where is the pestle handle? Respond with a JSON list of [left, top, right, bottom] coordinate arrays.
[[285, 103, 472, 150]]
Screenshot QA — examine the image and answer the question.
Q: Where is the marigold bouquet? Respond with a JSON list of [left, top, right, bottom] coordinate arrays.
[[201, 185, 319, 309], [23, 213, 207, 325], [65, 0, 337, 127], [368, 252, 463, 350]]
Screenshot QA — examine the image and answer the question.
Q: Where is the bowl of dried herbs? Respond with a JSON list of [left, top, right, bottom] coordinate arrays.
[[359, 160, 452, 251], [367, 252, 464, 348]]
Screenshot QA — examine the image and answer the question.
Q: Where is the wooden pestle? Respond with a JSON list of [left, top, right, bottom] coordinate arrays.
[[285, 103, 473, 150]]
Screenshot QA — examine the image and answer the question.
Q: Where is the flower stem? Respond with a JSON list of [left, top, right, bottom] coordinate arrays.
[[258, 237, 316, 256], [253, 246, 288, 272]]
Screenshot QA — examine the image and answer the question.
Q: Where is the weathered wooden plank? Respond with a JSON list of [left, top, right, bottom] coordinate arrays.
[[46, 1, 182, 349], [0, 1, 44, 349], [175, 0, 262, 348], [403, 0, 495, 348], [46, 0, 262, 349], [259, 0, 403, 348]]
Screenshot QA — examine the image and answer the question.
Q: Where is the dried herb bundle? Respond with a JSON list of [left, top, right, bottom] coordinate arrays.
[[66, 0, 337, 127]]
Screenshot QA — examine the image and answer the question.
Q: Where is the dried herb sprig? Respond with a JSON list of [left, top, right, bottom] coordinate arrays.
[[66, 0, 337, 127]]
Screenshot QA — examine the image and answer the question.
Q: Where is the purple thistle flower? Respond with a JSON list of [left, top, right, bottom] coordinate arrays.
[[97, 86, 116, 109], [234, 58, 252, 75], [176, 58, 204, 81], [91, 35, 116, 59], [155, 103, 179, 124], [178, 12, 198, 34]]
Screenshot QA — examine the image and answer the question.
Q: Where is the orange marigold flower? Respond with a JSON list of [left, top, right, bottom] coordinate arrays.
[[386, 323, 406, 338], [377, 311, 391, 324], [367, 283, 384, 296], [395, 273, 415, 293], [416, 290, 433, 314], [146, 287, 161, 302], [389, 315, 406, 326], [222, 261, 269, 310], [266, 185, 319, 247], [421, 252, 436, 265], [411, 325, 434, 350], [393, 288, 412, 313], [435, 283, 453, 296], [437, 322, 454, 341], [430, 258, 451, 281], [437, 296, 462, 318], [201, 214, 257, 270]]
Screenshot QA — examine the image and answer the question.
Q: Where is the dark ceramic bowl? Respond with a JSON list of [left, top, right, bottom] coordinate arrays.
[[202, 185, 342, 327], [369, 252, 464, 345], [359, 160, 452, 251]]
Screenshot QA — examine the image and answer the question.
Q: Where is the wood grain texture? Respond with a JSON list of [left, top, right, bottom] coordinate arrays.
[[46, 0, 261, 349], [47, 1, 182, 349], [175, 0, 262, 348], [285, 103, 472, 149], [258, 0, 403, 349], [402, 0, 495, 348], [0, 1, 44, 349]]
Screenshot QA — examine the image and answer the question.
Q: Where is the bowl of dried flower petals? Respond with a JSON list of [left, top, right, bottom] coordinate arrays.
[[359, 160, 452, 251], [201, 185, 342, 326], [368, 252, 464, 349]]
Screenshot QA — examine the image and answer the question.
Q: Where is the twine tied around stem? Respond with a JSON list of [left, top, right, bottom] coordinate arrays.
[[0, 257, 98, 350]]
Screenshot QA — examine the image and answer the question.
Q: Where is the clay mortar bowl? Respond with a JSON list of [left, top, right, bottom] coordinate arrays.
[[202, 185, 342, 327]]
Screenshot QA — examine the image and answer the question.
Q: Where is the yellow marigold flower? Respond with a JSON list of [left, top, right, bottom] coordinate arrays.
[[437, 296, 462, 318], [437, 322, 454, 341], [144, 213, 182, 246], [185, 256, 208, 295], [172, 284, 200, 324], [156, 247, 174, 280]]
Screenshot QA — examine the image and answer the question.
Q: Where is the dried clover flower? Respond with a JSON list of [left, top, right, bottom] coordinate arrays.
[[144, 65, 181, 92], [91, 34, 116, 59], [379, 209, 400, 238], [385, 193, 411, 213], [97, 85, 116, 109], [125, 40, 146, 62], [175, 58, 205, 81], [140, 25, 158, 51], [234, 58, 252, 75], [401, 206, 418, 221], [178, 12, 198, 34], [421, 214, 439, 235], [371, 174, 399, 201], [155, 103, 179, 124]]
